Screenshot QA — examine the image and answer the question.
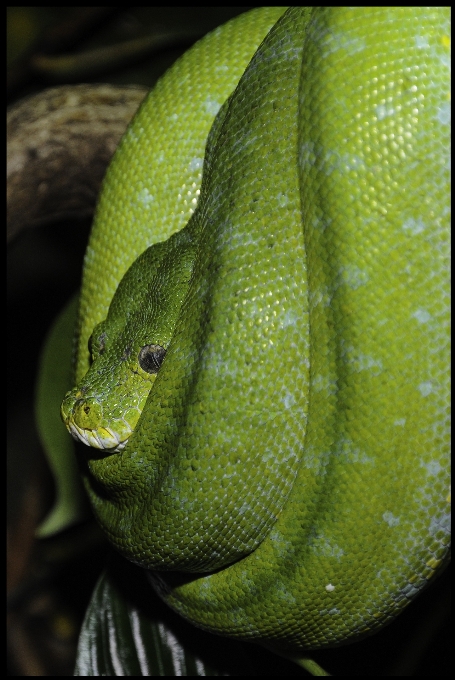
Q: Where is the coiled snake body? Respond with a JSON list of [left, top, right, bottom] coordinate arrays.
[[61, 8, 450, 651]]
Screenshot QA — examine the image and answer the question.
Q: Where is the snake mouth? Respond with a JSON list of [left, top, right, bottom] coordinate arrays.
[[61, 391, 140, 453], [66, 420, 130, 453]]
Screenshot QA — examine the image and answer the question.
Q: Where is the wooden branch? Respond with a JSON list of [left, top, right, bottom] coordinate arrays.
[[7, 84, 148, 241]]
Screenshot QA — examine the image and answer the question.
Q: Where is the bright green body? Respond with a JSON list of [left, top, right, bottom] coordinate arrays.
[[62, 8, 450, 651]]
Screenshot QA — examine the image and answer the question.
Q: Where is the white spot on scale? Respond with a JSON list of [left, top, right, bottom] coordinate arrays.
[[282, 391, 296, 409], [419, 381, 434, 397], [342, 264, 369, 290], [188, 157, 203, 172], [280, 309, 299, 328], [340, 153, 365, 173], [276, 192, 289, 207], [204, 97, 221, 116], [325, 583, 335, 592], [415, 34, 429, 48], [383, 511, 400, 527], [402, 216, 425, 235], [376, 103, 395, 121], [325, 31, 365, 56], [319, 607, 341, 616], [421, 459, 442, 476], [436, 102, 451, 125], [393, 418, 406, 427], [349, 349, 383, 375], [412, 309, 432, 324], [137, 188, 154, 206]]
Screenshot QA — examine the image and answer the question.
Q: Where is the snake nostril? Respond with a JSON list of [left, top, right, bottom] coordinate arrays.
[[73, 397, 103, 430]]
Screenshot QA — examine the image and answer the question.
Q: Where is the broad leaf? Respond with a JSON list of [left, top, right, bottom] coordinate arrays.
[[75, 556, 314, 676], [35, 294, 88, 536]]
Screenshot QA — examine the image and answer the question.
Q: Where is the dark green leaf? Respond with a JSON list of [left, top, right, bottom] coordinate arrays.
[[35, 294, 88, 537], [74, 556, 313, 676]]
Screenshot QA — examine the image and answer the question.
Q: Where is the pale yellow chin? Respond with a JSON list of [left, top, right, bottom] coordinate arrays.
[[67, 420, 130, 453]]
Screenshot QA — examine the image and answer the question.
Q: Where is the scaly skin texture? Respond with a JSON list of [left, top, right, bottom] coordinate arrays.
[[61, 8, 450, 651]]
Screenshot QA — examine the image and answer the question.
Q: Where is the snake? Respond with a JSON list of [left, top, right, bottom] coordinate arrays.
[[61, 7, 450, 652]]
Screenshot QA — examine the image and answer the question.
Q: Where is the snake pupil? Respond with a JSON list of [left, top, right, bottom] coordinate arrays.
[[138, 344, 166, 374]]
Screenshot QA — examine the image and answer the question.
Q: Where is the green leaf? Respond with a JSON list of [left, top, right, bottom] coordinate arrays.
[[35, 294, 88, 537], [75, 556, 316, 676], [76, 572, 222, 676]]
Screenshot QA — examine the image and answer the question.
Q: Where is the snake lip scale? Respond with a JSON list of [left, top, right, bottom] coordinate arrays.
[[66, 418, 128, 452]]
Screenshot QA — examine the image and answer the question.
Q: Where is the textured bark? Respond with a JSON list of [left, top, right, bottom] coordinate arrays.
[[7, 84, 148, 241]]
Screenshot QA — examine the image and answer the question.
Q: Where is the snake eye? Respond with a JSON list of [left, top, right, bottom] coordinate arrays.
[[138, 344, 166, 374]]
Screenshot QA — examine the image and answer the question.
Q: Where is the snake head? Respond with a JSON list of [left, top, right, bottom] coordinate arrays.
[[61, 325, 166, 452], [61, 229, 196, 453]]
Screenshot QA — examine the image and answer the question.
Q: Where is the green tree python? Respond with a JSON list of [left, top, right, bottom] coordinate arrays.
[[61, 7, 450, 652]]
